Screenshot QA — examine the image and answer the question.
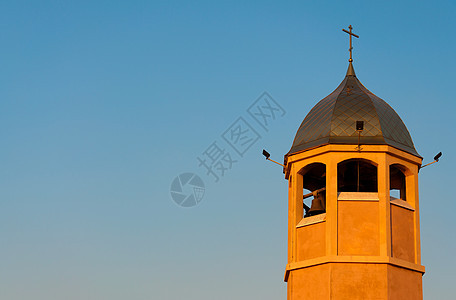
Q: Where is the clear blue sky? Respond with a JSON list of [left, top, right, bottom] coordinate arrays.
[[1, 1, 455, 299]]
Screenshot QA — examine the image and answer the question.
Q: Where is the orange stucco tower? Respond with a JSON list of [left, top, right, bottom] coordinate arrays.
[[283, 55, 424, 298]]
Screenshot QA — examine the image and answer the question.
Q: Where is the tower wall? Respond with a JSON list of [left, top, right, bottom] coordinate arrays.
[[296, 221, 326, 261], [391, 204, 415, 262], [387, 265, 423, 299], [338, 198, 379, 256], [288, 263, 423, 300], [287, 264, 331, 300], [284, 145, 424, 299]]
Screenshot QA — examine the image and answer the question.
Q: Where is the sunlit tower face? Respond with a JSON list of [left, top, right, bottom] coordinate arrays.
[[282, 28, 424, 299]]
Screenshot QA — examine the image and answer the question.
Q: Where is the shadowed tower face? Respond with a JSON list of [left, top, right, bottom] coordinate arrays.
[[283, 26, 424, 300]]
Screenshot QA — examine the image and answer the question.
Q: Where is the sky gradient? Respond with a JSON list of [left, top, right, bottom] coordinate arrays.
[[1, 1, 455, 299]]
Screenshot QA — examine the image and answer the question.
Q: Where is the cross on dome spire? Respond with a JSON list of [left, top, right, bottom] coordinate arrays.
[[342, 25, 359, 62]]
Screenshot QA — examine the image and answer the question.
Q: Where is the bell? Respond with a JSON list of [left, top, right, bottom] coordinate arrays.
[[305, 191, 326, 217]]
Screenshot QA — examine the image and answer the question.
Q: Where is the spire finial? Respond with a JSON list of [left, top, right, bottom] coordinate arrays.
[[342, 25, 359, 62]]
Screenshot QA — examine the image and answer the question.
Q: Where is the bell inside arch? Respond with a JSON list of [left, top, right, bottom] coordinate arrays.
[[300, 163, 326, 217], [304, 188, 326, 217]]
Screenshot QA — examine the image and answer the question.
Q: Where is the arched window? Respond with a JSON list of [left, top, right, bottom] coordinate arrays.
[[390, 164, 406, 200], [337, 159, 378, 193], [299, 163, 326, 217]]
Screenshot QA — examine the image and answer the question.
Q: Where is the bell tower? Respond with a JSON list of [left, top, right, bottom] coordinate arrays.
[[284, 26, 424, 299]]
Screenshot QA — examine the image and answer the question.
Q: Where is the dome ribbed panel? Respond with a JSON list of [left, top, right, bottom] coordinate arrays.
[[330, 76, 382, 138], [357, 82, 417, 155], [287, 72, 419, 157], [288, 78, 346, 154]]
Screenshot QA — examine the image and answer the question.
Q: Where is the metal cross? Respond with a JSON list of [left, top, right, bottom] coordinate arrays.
[[342, 25, 359, 62]]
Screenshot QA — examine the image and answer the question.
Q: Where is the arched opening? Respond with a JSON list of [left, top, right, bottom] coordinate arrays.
[[338, 159, 378, 193], [299, 163, 326, 218], [390, 164, 406, 200]]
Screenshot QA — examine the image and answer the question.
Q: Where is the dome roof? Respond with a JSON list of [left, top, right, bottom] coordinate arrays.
[[287, 63, 419, 157]]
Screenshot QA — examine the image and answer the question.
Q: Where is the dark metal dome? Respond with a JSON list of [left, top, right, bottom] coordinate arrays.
[[287, 63, 419, 157]]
